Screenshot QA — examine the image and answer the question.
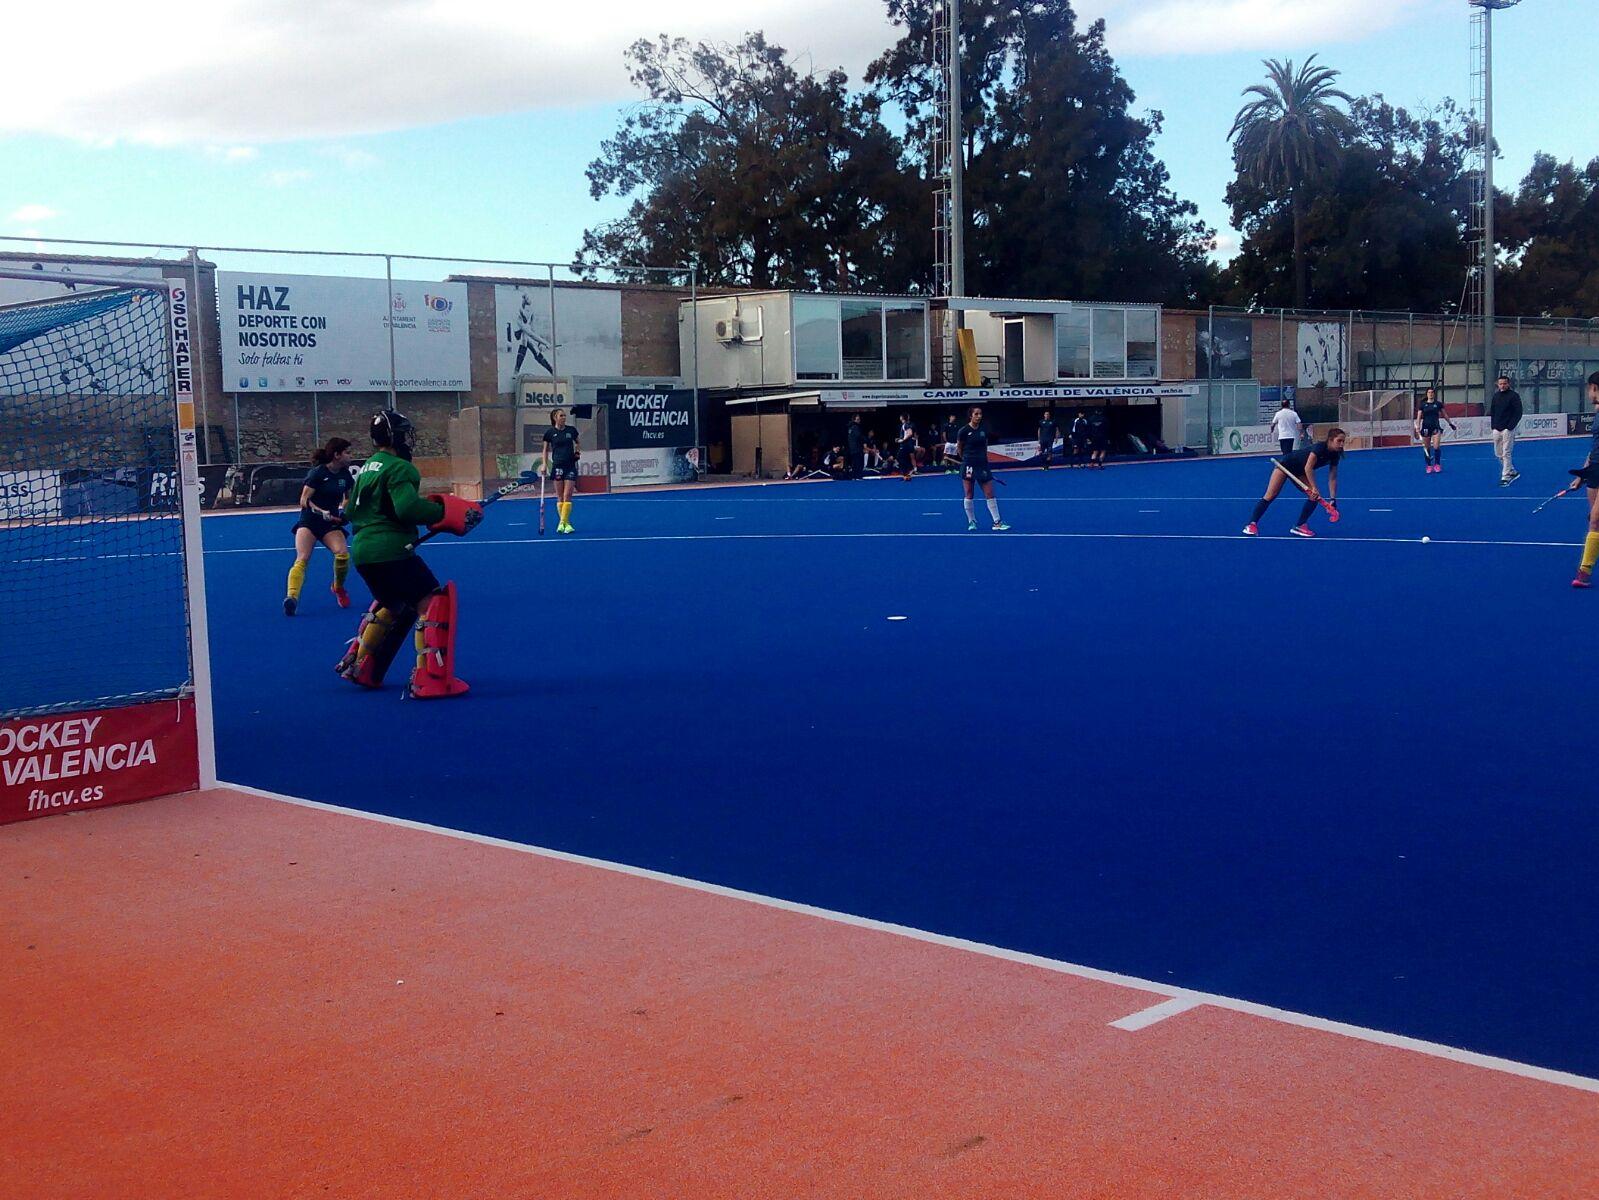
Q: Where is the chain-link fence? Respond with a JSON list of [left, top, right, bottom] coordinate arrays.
[[1188, 305, 1599, 452]]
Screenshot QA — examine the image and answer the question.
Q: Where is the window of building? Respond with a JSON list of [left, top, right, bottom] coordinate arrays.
[[885, 303, 926, 380], [1056, 309, 1091, 379], [1092, 308, 1126, 378], [841, 300, 885, 380], [1057, 306, 1160, 379], [794, 295, 841, 381], [1127, 309, 1159, 378], [793, 296, 928, 383]]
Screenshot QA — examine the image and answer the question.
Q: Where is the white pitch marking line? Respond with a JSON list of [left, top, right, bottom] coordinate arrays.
[[1138, 509, 1160, 513], [200, 529, 1588, 557], [221, 782, 1599, 1096], [1369, 508, 1393, 513], [1110, 996, 1204, 1031]]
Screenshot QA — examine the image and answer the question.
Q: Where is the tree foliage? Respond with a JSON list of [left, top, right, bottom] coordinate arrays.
[[1499, 154, 1599, 317], [578, 33, 924, 290], [1225, 96, 1476, 312], [1227, 57, 1352, 308], [868, 0, 1216, 304]]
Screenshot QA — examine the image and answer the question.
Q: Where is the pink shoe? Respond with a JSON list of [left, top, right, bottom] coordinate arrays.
[[1574, 569, 1593, 590], [1291, 525, 1315, 538], [1242, 522, 1258, 536]]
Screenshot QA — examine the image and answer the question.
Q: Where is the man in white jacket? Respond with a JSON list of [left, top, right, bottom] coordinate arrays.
[[1270, 400, 1304, 456]]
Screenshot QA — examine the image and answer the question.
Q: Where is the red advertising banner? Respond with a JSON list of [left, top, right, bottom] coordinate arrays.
[[0, 698, 198, 826]]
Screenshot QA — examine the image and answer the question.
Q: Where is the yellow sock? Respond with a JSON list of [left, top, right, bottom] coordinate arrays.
[[286, 559, 307, 600], [560, 502, 572, 525], [1581, 532, 1599, 573], [333, 552, 350, 587]]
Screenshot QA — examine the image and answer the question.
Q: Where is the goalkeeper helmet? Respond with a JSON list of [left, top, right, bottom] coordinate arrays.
[[371, 409, 414, 459]]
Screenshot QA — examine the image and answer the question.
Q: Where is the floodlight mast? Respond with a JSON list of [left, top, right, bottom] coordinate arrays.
[[1469, 0, 1523, 406]]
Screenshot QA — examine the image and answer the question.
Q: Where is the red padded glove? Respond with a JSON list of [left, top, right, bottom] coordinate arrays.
[[427, 493, 483, 536]]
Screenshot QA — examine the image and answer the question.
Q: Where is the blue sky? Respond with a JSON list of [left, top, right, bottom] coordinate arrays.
[[0, 0, 1592, 278]]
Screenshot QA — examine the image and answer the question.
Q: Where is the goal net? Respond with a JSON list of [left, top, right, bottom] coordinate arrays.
[[1338, 389, 1414, 434], [0, 268, 211, 822]]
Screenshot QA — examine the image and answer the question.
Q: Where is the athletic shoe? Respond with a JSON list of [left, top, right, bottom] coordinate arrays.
[[1574, 569, 1593, 589], [1290, 525, 1315, 538], [331, 585, 350, 608], [1435, 463, 1443, 472], [1242, 522, 1258, 536], [992, 521, 1010, 531], [1500, 477, 1513, 487], [1508, 469, 1521, 482], [283, 596, 297, 616], [967, 520, 978, 531], [558, 523, 574, 534]]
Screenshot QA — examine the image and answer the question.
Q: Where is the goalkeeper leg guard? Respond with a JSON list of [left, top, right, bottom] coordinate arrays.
[[336, 602, 418, 689], [407, 583, 469, 699]]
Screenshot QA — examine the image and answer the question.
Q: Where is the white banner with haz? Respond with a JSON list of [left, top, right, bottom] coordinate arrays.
[[218, 271, 469, 392]]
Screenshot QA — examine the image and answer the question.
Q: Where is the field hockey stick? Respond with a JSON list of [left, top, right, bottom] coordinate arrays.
[[1533, 472, 1595, 514], [1270, 459, 1341, 522], [407, 471, 539, 550], [537, 469, 547, 536]]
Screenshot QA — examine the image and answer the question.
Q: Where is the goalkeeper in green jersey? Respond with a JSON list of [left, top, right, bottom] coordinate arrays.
[[335, 409, 482, 698]]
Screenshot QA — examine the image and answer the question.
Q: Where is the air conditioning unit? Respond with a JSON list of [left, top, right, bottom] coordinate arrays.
[[714, 317, 743, 343]]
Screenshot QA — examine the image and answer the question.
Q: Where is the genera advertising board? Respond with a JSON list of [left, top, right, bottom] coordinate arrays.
[[218, 271, 469, 392], [0, 699, 199, 825]]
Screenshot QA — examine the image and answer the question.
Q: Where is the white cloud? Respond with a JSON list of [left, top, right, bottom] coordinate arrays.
[[0, 1, 897, 146], [205, 145, 260, 162], [1101, 0, 1434, 57], [0, 1, 1441, 147], [319, 145, 380, 170], [7, 204, 58, 224], [263, 168, 312, 187]]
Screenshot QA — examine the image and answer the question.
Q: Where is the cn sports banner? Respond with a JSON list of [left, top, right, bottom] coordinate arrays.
[[598, 387, 694, 450], [495, 284, 622, 392], [0, 470, 61, 519], [218, 271, 469, 392], [1, 698, 198, 825], [1297, 322, 1345, 389]]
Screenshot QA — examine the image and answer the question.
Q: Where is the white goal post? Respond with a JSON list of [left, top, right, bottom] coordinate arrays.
[[0, 267, 215, 823]]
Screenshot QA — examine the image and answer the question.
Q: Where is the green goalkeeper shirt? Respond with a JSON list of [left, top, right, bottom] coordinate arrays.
[[346, 450, 445, 566]]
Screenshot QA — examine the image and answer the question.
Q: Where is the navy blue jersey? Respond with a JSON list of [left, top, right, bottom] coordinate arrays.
[[1071, 417, 1089, 441], [1281, 440, 1342, 476], [543, 425, 580, 467], [1038, 418, 1057, 444], [956, 423, 989, 465], [943, 420, 961, 444], [898, 422, 916, 450], [302, 464, 352, 513], [1588, 421, 1599, 469], [1417, 399, 1447, 428]]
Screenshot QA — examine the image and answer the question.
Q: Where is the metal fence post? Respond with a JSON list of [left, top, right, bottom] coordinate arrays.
[[384, 255, 397, 410], [690, 264, 700, 474], [1205, 304, 1215, 450]]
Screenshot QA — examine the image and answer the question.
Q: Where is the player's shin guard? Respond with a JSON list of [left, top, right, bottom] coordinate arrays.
[[336, 602, 417, 689], [408, 583, 469, 699], [333, 552, 350, 587], [286, 559, 307, 600], [1297, 499, 1317, 526], [1250, 499, 1271, 523]]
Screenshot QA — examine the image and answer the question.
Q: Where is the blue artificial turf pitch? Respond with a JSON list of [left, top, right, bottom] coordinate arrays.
[[199, 436, 1599, 1079]]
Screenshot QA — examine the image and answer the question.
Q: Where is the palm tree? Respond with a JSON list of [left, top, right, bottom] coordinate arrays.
[[1229, 56, 1352, 309]]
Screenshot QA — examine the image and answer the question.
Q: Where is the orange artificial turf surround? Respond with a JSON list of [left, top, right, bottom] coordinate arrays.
[[3, 789, 1596, 1199]]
